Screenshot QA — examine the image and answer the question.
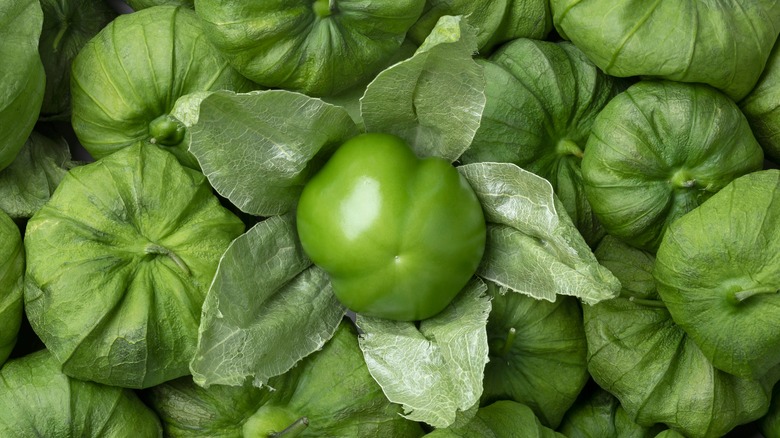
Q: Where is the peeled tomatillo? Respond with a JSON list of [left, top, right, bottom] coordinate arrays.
[[296, 133, 486, 321]]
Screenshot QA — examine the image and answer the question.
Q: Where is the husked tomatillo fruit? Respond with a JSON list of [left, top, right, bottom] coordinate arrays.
[[296, 133, 486, 321]]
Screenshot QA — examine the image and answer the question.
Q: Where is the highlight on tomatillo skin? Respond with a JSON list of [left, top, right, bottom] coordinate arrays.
[[296, 133, 487, 321]]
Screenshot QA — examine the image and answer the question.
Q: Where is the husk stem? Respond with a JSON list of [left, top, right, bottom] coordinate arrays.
[[270, 417, 309, 438]]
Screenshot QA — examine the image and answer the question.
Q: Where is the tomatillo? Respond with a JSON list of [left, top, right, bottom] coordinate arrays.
[[296, 133, 486, 321]]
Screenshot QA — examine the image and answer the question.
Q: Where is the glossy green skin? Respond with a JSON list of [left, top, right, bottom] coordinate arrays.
[[296, 133, 486, 321], [195, 0, 425, 97], [582, 80, 764, 252]]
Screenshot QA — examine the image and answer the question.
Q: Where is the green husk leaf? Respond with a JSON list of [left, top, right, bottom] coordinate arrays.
[[24, 143, 244, 388], [588, 235, 775, 438], [654, 169, 780, 379], [154, 321, 424, 437], [189, 90, 360, 216], [70, 6, 253, 162], [740, 38, 780, 163], [0, 0, 45, 171], [191, 214, 346, 388], [37, 0, 116, 119], [558, 387, 665, 438], [425, 401, 564, 438], [361, 15, 485, 162], [0, 350, 162, 436], [482, 282, 588, 428], [0, 132, 77, 219], [408, 0, 551, 52], [459, 162, 620, 304], [0, 210, 23, 365], [357, 278, 490, 428]]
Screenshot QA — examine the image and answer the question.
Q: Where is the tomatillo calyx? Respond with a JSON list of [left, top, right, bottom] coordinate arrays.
[[296, 133, 486, 321]]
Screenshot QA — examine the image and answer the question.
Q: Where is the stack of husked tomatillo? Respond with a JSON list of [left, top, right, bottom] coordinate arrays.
[[1, 0, 779, 437]]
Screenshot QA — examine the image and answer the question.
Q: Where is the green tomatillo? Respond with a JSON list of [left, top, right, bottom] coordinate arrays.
[[296, 133, 486, 321]]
